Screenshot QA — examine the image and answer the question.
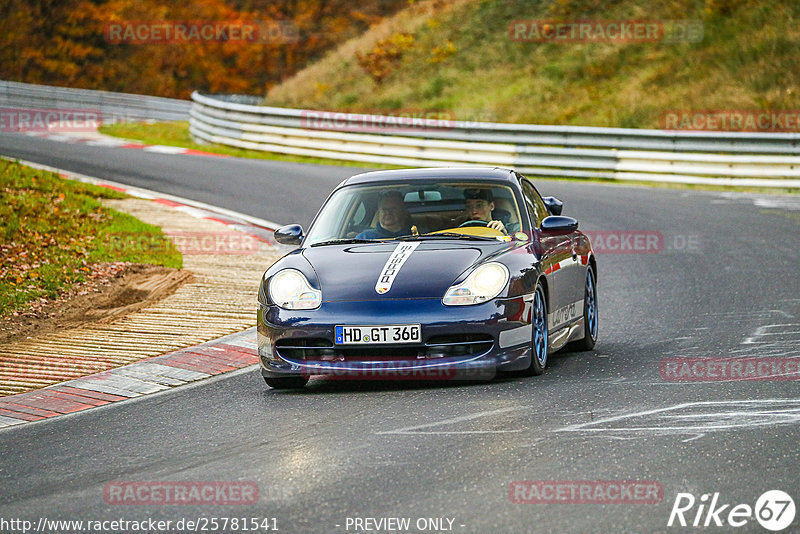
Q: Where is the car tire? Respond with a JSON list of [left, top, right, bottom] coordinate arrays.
[[522, 281, 549, 376], [567, 265, 598, 352], [264, 376, 309, 389]]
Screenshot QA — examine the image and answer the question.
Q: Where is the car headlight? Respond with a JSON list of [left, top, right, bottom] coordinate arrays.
[[442, 262, 509, 306], [267, 269, 321, 310]]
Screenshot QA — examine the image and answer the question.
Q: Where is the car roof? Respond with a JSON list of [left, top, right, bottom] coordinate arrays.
[[340, 167, 518, 186]]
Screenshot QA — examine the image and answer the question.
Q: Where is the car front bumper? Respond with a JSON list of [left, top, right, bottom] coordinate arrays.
[[257, 296, 533, 381]]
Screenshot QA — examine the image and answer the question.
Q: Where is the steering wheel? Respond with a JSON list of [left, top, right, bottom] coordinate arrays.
[[458, 219, 489, 228]]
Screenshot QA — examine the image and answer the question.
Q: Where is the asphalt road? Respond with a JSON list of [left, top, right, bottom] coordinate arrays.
[[1, 132, 799, 533]]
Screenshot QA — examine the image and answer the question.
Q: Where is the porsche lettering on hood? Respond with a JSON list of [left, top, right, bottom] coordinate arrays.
[[301, 241, 506, 301], [375, 242, 421, 294]]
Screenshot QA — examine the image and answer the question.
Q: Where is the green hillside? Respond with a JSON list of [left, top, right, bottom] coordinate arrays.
[[265, 0, 800, 128]]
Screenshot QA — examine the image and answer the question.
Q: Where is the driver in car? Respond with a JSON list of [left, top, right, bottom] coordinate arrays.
[[356, 190, 413, 239], [461, 188, 507, 234]]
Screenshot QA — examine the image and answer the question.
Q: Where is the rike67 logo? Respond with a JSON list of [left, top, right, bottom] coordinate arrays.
[[668, 490, 796, 531]]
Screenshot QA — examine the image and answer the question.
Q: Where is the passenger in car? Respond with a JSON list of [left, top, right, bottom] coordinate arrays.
[[356, 190, 413, 239]]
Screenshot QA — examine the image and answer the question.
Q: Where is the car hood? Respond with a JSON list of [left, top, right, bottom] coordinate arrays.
[[302, 240, 513, 301]]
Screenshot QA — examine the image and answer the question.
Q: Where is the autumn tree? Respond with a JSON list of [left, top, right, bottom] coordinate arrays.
[[0, 0, 408, 98]]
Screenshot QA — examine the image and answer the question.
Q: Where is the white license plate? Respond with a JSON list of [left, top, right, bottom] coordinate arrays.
[[335, 324, 421, 345]]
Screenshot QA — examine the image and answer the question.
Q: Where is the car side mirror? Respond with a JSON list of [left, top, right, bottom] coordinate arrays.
[[542, 196, 563, 216], [541, 216, 578, 234], [274, 224, 304, 245]]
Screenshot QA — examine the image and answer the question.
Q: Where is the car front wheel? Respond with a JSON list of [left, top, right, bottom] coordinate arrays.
[[523, 281, 549, 376]]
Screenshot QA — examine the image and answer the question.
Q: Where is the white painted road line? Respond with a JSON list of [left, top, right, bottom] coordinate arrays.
[[555, 399, 800, 435], [377, 406, 527, 435]]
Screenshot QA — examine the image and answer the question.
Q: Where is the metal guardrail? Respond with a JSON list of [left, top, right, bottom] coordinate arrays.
[[0, 80, 191, 123], [190, 91, 800, 187]]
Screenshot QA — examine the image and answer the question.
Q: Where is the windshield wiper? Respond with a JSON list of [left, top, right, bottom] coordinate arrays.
[[310, 238, 385, 247], [393, 232, 497, 241]]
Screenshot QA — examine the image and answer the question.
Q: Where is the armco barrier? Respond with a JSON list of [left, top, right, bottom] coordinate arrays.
[[189, 91, 800, 187], [1, 80, 190, 123], [2, 82, 797, 187]]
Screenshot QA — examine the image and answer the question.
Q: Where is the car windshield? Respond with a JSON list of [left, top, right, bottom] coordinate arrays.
[[304, 180, 523, 246]]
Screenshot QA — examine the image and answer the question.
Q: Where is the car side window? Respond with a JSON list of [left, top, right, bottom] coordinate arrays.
[[342, 197, 371, 237], [520, 180, 547, 228], [352, 201, 367, 225], [531, 186, 549, 225]]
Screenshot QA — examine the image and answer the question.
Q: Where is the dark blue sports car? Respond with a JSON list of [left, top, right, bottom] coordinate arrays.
[[258, 167, 597, 388]]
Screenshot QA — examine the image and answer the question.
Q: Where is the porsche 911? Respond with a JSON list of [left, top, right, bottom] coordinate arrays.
[[257, 167, 597, 388]]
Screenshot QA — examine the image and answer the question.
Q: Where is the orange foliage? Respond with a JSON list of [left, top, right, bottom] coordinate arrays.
[[355, 33, 415, 84], [1, 0, 408, 98]]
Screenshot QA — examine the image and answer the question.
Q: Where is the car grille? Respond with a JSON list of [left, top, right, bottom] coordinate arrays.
[[274, 334, 493, 362]]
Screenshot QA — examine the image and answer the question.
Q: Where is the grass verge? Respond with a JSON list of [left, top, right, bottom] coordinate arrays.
[[0, 160, 182, 315]]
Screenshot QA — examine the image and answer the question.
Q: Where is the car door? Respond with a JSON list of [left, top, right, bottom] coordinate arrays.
[[520, 179, 573, 326]]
